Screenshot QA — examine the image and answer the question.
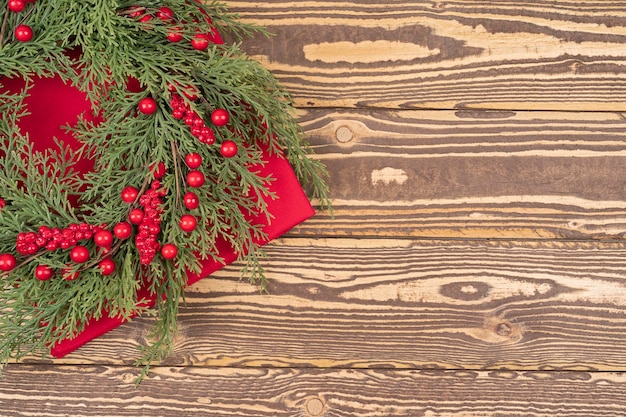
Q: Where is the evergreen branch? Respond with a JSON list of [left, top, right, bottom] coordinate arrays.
[[0, 0, 331, 382]]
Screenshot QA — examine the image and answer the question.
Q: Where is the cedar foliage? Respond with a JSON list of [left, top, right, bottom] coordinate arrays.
[[0, 0, 329, 382]]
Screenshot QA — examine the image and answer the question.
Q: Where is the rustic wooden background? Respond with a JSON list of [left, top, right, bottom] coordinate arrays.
[[3, 1, 626, 416]]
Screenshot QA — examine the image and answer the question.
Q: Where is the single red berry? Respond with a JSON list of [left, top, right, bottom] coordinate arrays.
[[167, 30, 183, 43], [126, 5, 144, 18], [15, 25, 33, 42], [219, 140, 238, 158], [35, 265, 54, 281], [138, 14, 153, 23], [138, 97, 157, 115], [211, 108, 230, 127], [179, 214, 197, 232], [98, 258, 116, 276], [70, 246, 90, 264], [182, 87, 199, 101], [0, 253, 17, 272], [184, 152, 202, 169], [93, 230, 113, 247], [113, 222, 133, 239], [156, 6, 174, 20], [8, 0, 26, 12], [186, 170, 205, 188], [152, 162, 166, 179], [63, 267, 79, 281], [161, 243, 178, 260], [191, 33, 210, 50], [128, 208, 145, 225], [121, 186, 139, 203], [183, 192, 200, 210]]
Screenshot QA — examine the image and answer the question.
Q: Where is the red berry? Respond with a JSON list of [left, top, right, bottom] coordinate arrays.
[[35, 265, 54, 281], [211, 108, 230, 127], [184, 115, 195, 126], [113, 222, 133, 239], [161, 243, 178, 260], [156, 6, 174, 20], [121, 186, 139, 203], [8, 0, 26, 12], [191, 33, 210, 50], [219, 140, 238, 158], [182, 87, 199, 101], [15, 25, 33, 42], [183, 192, 200, 210], [138, 97, 157, 115], [152, 162, 166, 179], [0, 253, 17, 272], [98, 258, 116, 276], [179, 214, 197, 232], [70, 246, 90, 264], [186, 170, 205, 188], [138, 14, 153, 23], [63, 269, 79, 281], [167, 30, 183, 42], [93, 230, 113, 247], [184, 152, 202, 169], [128, 208, 145, 225]]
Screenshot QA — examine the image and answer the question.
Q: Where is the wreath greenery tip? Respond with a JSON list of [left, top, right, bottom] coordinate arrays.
[[0, 0, 329, 381]]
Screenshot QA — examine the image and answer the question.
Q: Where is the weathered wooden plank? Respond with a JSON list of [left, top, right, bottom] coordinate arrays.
[[226, 0, 626, 111], [2, 365, 626, 417], [32, 238, 626, 373], [296, 109, 626, 239]]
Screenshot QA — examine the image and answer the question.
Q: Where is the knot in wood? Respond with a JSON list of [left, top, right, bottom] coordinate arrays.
[[496, 322, 512, 337], [335, 126, 354, 143], [305, 397, 326, 416]]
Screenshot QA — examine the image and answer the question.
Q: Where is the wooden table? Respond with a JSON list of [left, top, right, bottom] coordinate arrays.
[[3, 1, 626, 415]]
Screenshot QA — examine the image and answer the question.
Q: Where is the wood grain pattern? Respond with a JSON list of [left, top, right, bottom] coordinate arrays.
[[295, 109, 626, 239], [4, 2, 626, 415], [3, 365, 626, 417], [29, 238, 626, 373], [226, 0, 626, 111]]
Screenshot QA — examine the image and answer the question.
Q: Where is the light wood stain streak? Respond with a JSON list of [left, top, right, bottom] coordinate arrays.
[[226, 0, 626, 110]]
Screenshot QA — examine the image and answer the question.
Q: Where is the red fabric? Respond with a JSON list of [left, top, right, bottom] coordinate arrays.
[[1, 63, 314, 358]]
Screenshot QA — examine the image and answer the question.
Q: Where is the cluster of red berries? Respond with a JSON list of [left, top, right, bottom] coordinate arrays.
[[170, 93, 216, 145], [8, 0, 36, 42], [124, 4, 222, 50], [16, 223, 103, 255], [0, 222, 117, 279], [169, 92, 238, 158], [123, 181, 166, 265]]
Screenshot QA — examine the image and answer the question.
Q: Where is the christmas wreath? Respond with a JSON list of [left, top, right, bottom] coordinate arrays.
[[0, 0, 329, 380]]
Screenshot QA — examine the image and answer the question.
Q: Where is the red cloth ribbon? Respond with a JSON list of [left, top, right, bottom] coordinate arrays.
[[1, 60, 314, 358]]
